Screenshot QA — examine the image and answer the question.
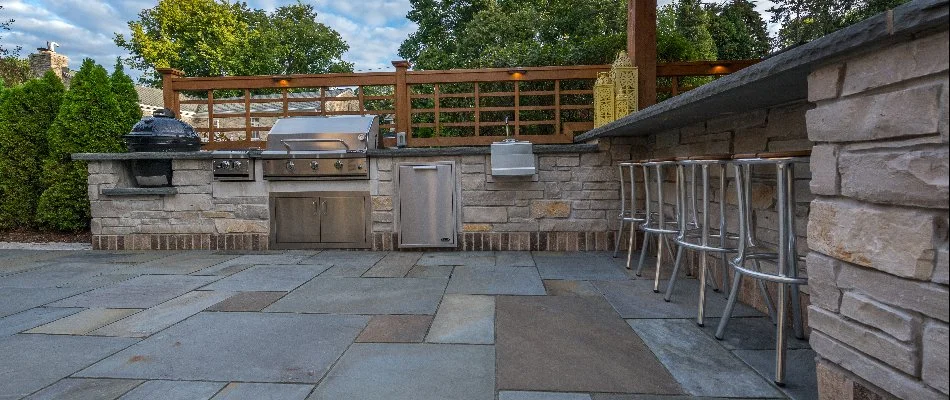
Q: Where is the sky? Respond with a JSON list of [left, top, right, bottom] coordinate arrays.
[[2, 0, 776, 82]]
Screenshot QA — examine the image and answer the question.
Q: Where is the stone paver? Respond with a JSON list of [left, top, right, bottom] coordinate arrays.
[[305, 250, 386, 267], [496, 295, 682, 394], [355, 315, 432, 343], [211, 382, 313, 400], [229, 253, 312, 265], [406, 264, 453, 278], [0, 263, 130, 289], [126, 254, 239, 275], [191, 263, 253, 276], [446, 266, 545, 295], [118, 380, 226, 400], [0, 334, 138, 400], [417, 251, 495, 267], [24, 378, 143, 400], [266, 277, 447, 315], [78, 312, 367, 383], [496, 251, 536, 267], [627, 319, 783, 398], [534, 253, 630, 280], [207, 291, 287, 312], [543, 280, 603, 297], [319, 265, 372, 277], [703, 316, 811, 351], [92, 291, 234, 337], [426, 294, 494, 344], [308, 343, 495, 400], [27, 308, 140, 335], [0, 307, 81, 336], [595, 279, 762, 319], [734, 348, 819, 400], [499, 392, 592, 400], [48, 275, 219, 309], [201, 265, 328, 292], [363, 252, 423, 277], [0, 287, 92, 318]]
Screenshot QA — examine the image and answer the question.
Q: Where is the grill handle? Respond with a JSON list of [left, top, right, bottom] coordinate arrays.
[[280, 138, 351, 153]]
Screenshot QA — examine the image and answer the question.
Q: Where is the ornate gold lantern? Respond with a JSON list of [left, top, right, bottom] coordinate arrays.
[[610, 51, 639, 117], [594, 72, 615, 128]]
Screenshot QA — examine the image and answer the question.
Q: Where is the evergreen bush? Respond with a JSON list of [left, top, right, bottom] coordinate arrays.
[[36, 59, 125, 231], [0, 71, 65, 228], [111, 60, 142, 131]]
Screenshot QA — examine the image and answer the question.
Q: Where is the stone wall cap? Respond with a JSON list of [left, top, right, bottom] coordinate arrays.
[[368, 143, 600, 158], [576, 0, 949, 142], [73, 152, 215, 161]]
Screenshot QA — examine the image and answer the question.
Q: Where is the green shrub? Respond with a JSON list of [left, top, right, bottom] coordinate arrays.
[[37, 59, 125, 231], [0, 71, 65, 228], [111, 60, 142, 132]]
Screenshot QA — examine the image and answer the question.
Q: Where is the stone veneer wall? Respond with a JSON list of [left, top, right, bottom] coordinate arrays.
[[803, 30, 949, 399], [368, 140, 631, 251]]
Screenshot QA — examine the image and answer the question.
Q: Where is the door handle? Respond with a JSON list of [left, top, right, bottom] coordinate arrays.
[[321, 201, 327, 215], [412, 165, 438, 170]]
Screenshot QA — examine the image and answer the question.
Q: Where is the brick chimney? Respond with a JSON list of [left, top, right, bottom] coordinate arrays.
[[29, 41, 70, 80]]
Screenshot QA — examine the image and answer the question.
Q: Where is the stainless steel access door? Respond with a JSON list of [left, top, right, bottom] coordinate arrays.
[[398, 163, 457, 248]]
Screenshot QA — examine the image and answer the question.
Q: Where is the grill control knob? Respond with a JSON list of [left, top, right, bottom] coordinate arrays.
[[310, 161, 320, 170], [334, 160, 344, 170], [357, 163, 364, 170], [286, 160, 296, 171]]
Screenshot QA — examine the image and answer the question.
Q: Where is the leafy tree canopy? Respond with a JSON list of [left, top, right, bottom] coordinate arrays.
[[770, 0, 911, 48], [0, 56, 32, 87], [115, 0, 353, 86]]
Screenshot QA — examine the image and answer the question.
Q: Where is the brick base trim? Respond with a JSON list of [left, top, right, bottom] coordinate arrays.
[[92, 234, 268, 250], [372, 231, 631, 251]]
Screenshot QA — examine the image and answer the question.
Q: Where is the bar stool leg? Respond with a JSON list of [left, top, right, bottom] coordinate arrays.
[[625, 216, 637, 270], [664, 246, 685, 301], [635, 233, 650, 276], [715, 271, 744, 339], [696, 164, 712, 327], [613, 218, 626, 258], [775, 281, 788, 385], [653, 164, 667, 293]]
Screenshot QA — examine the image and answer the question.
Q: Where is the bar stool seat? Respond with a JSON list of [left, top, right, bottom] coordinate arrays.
[[716, 151, 810, 386]]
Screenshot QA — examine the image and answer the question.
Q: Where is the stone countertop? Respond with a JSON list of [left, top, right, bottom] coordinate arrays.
[[367, 143, 600, 157], [73, 152, 214, 161], [576, 0, 947, 141], [73, 144, 601, 161]]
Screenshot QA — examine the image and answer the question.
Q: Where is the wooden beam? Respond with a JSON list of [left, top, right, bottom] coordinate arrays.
[[628, 0, 657, 108], [393, 61, 411, 136]]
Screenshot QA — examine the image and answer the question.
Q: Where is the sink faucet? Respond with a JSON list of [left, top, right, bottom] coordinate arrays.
[[504, 116, 515, 141]]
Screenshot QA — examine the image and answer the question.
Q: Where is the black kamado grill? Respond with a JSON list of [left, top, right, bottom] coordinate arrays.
[[123, 108, 202, 187]]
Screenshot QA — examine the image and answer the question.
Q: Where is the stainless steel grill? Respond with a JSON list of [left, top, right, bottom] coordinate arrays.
[[260, 116, 377, 180]]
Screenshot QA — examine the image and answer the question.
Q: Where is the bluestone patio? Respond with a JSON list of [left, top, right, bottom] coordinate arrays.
[[1, 250, 816, 400]]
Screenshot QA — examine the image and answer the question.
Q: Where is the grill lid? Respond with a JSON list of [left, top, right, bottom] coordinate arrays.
[[124, 108, 201, 152], [265, 115, 377, 154]]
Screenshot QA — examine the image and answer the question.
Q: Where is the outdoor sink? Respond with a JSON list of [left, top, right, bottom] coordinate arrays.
[[490, 139, 536, 176]]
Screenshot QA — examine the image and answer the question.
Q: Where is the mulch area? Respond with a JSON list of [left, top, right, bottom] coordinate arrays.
[[0, 228, 91, 243]]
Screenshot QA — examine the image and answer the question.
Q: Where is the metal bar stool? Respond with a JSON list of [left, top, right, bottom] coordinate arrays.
[[664, 155, 738, 327], [635, 158, 681, 293], [715, 150, 810, 386], [614, 161, 647, 270]]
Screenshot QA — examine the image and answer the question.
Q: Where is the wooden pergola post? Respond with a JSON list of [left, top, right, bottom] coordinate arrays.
[[392, 60, 411, 136], [628, 0, 657, 108], [157, 68, 184, 117]]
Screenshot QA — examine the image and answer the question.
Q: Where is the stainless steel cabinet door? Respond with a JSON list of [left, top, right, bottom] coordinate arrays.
[[273, 197, 320, 243], [319, 195, 368, 244], [398, 163, 456, 247]]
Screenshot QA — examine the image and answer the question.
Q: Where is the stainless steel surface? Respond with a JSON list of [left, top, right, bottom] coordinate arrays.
[[212, 150, 256, 181], [490, 140, 535, 176], [261, 115, 377, 180], [398, 162, 457, 248], [269, 191, 371, 249]]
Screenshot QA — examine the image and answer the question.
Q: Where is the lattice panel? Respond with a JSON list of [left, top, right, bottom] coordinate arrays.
[[594, 72, 615, 128]]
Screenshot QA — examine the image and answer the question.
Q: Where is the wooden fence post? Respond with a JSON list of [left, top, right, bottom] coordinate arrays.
[[157, 68, 184, 117], [392, 61, 411, 136]]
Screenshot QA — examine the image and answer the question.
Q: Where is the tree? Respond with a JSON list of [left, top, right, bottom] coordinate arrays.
[[0, 56, 31, 87], [37, 59, 125, 231], [769, 0, 911, 48], [399, 0, 628, 69], [111, 59, 143, 132], [1, 5, 22, 57], [708, 0, 771, 60], [0, 71, 66, 228], [115, 0, 352, 86]]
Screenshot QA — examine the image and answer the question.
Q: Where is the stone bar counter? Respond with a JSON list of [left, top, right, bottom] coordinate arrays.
[[581, 0, 948, 398]]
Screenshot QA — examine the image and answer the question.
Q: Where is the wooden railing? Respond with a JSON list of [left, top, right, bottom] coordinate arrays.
[[158, 59, 757, 149]]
